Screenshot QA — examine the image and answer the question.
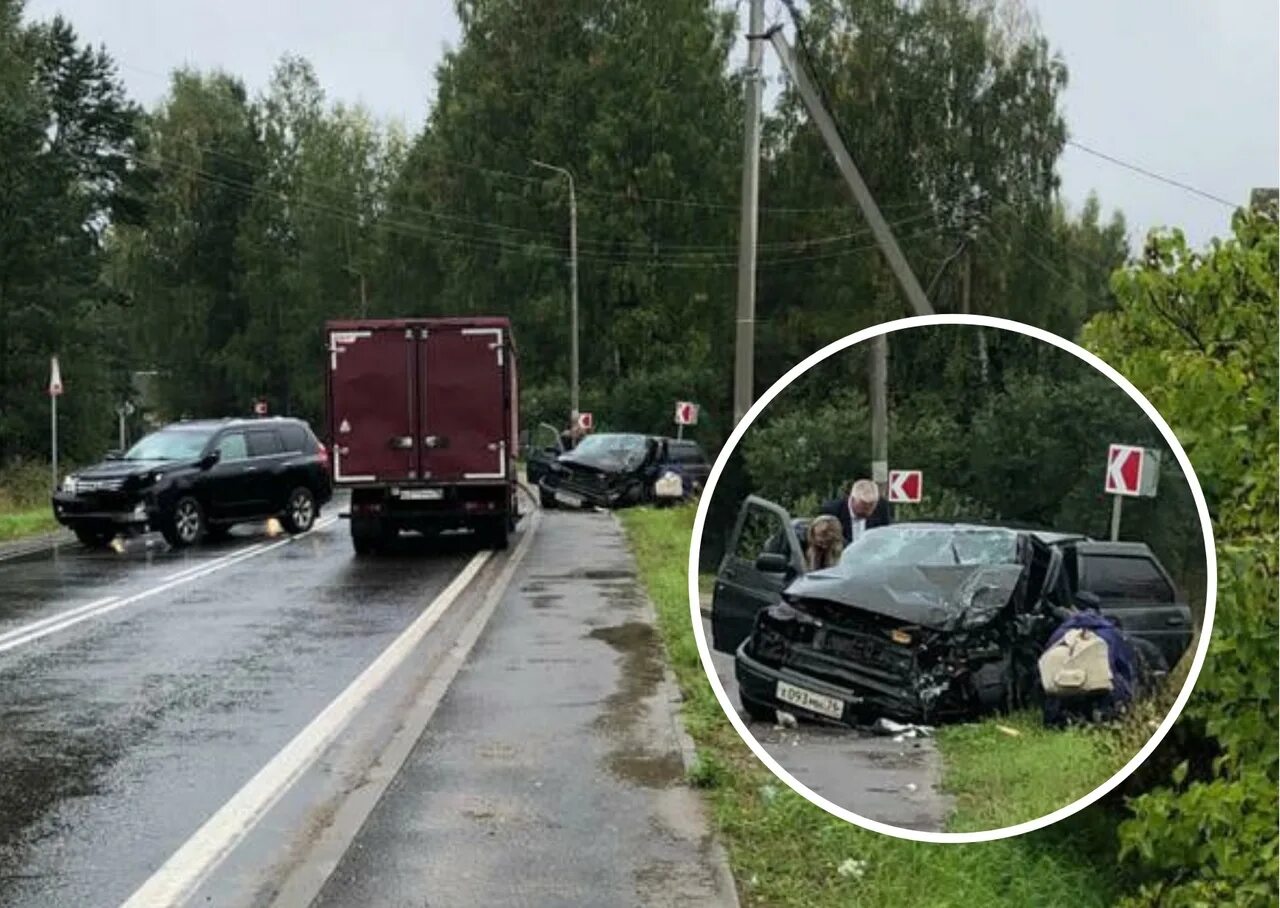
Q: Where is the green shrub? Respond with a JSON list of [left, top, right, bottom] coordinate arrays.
[[1083, 208, 1279, 905]]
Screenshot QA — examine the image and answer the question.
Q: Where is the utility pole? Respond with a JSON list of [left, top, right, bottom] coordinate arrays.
[[767, 28, 933, 317], [732, 0, 765, 426], [532, 159, 580, 420], [869, 334, 888, 495]]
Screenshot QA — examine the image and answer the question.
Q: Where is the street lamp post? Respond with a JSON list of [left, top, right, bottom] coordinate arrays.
[[531, 159, 579, 421]]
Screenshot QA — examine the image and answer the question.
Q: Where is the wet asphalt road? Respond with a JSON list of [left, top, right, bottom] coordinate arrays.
[[0, 511, 476, 907], [702, 616, 951, 830], [315, 511, 735, 908]]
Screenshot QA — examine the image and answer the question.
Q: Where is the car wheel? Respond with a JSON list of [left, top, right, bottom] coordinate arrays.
[[162, 496, 205, 548], [281, 486, 317, 534], [74, 527, 114, 549], [739, 693, 777, 724], [539, 487, 558, 510]]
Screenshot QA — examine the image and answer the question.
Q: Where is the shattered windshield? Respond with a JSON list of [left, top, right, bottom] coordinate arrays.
[[568, 433, 648, 465], [841, 526, 1018, 567]]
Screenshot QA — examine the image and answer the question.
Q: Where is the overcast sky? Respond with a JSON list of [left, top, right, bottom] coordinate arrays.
[[24, 0, 1279, 248]]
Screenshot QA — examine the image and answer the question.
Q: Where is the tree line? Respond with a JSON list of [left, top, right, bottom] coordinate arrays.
[[0, 0, 1126, 466]]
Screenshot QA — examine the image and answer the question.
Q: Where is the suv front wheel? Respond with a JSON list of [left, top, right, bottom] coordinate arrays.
[[162, 496, 206, 548], [281, 486, 317, 534]]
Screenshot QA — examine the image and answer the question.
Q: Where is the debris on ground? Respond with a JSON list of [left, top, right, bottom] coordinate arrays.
[[775, 710, 799, 729], [996, 724, 1022, 737], [905, 783, 918, 793], [837, 858, 868, 880], [870, 717, 934, 738], [759, 783, 780, 805]]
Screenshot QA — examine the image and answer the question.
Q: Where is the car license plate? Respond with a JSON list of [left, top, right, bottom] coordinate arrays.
[[775, 681, 843, 719], [400, 489, 443, 501], [555, 491, 583, 508]]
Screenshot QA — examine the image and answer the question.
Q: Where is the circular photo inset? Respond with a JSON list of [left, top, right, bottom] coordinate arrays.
[[690, 315, 1215, 842]]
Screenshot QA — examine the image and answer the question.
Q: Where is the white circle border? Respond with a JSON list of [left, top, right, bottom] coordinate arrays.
[[686, 314, 1218, 844]]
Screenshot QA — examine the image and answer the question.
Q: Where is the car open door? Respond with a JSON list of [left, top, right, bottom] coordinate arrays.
[[526, 423, 564, 486], [710, 495, 806, 653]]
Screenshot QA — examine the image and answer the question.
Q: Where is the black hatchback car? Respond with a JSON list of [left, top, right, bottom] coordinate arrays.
[[711, 496, 1193, 725], [534, 432, 711, 510], [52, 418, 334, 548]]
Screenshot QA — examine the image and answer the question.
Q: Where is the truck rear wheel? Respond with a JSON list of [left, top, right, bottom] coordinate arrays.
[[351, 517, 392, 556], [478, 516, 509, 551]]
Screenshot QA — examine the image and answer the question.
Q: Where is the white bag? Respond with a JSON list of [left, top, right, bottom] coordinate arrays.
[[1039, 628, 1114, 696]]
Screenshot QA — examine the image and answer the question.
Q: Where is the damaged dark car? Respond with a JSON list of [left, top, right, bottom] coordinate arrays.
[[535, 432, 709, 510], [710, 496, 1192, 726]]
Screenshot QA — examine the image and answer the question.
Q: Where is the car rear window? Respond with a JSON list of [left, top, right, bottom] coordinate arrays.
[[1082, 555, 1174, 603], [669, 442, 706, 465], [247, 430, 284, 457]]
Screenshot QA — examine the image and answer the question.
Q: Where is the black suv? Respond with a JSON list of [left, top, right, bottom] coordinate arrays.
[[52, 418, 334, 548]]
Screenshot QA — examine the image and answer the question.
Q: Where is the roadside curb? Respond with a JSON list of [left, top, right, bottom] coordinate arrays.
[[0, 528, 73, 562], [614, 513, 742, 908]]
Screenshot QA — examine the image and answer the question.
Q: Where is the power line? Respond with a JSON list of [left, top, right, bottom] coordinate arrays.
[[1066, 140, 1238, 210], [133, 150, 949, 270]]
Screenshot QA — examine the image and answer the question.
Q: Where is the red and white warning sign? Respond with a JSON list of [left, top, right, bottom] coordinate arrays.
[[675, 401, 699, 426], [1106, 443, 1159, 497], [576, 411, 594, 432], [887, 469, 922, 503], [48, 356, 63, 397]]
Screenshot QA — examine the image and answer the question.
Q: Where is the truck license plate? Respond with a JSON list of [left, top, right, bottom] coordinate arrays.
[[775, 681, 843, 719], [555, 491, 583, 508], [400, 489, 443, 501]]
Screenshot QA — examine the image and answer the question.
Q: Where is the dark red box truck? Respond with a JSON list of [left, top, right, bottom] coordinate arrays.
[[325, 317, 519, 554]]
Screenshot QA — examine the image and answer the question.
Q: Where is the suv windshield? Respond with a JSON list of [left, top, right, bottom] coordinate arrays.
[[123, 428, 214, 461], [841, 526, 1018, 567]]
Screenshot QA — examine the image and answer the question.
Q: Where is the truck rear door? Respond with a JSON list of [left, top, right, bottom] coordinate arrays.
[[329, 326, 417, 482], [418, 324, 508, 482]]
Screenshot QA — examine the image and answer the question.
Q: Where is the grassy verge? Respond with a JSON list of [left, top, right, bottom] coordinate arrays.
[[936, 711, 1127, 832], [0, 461, 61, 542], [620, 504, 1126, 908]]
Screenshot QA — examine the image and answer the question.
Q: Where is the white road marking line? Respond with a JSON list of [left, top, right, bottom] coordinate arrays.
[[0, 516, 341, 658], [162, 544, 266, 583], [120, 549, 491, 908], [0, 596, 121, 648]]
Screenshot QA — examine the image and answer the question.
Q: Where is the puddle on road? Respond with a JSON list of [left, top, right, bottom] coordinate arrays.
[[588, 619, 683, 788], [528, 568, 635, 582], [529, 595, 562, 610], [605, 751, 685, 788]]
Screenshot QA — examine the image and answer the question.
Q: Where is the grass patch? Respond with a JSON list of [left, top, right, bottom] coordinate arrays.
[[0, 510, 59, 542], [0, 461, 61, 542], [620, 504, 1128, 908], [936, 711, 1126, 833]]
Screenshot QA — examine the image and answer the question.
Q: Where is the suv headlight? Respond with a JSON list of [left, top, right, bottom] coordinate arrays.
[[62, 475, 76, 493]]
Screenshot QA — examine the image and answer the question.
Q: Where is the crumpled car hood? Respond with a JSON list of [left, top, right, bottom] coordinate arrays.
[[784, 561, 1026, 631]]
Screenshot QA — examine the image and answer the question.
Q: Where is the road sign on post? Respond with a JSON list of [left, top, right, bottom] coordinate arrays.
[[576, 411, 593, 432], [887, 470, 922, 503], [1105, 443, 1161, 540], [674, 401, 699, 440], [49, 356, 62, 493], [254, 399, 268, 417]]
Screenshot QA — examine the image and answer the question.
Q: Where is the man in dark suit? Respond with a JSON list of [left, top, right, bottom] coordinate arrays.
[[819, 478, 892, 545]]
